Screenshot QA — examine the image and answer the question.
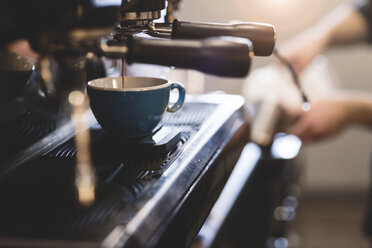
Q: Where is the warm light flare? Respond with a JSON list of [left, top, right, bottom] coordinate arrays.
[[70, 90, 96, 207], [268, 0, 292, 4], [77, 172, 96, 207], [69, 91, 85, 106]]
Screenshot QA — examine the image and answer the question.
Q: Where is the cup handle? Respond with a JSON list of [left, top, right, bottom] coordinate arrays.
[[167, 82, 185, 113]]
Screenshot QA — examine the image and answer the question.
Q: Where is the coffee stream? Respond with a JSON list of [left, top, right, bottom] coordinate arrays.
[[122, 58, 125, 89]]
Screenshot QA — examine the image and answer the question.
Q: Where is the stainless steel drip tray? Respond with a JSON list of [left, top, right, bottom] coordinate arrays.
[[0, 94, 247, 248]]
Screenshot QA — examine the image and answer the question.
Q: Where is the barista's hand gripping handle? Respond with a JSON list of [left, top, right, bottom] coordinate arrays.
[[126, 36, 253, 78], [171, 20, 276, 56]]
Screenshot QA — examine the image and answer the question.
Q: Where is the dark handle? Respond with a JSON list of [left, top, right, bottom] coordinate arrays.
[[127, 36, 252, 78], [172, 20, 276, 56]]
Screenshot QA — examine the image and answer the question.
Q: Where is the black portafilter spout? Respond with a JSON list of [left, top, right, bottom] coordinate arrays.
[[170, 20, 276, 56], [125, 36, 253, 78]]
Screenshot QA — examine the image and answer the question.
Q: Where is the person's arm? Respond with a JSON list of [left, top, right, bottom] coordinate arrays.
[[281, 3, 370, 73], [323, 4, 370, 46], [288, 91, 372, 142], [343, 92, 372, 126]]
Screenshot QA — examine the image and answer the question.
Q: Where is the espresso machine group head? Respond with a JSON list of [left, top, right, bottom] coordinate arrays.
[[0, 0, 277, 95], [117, 0, 167, 39], [118, 0, 276, 56]]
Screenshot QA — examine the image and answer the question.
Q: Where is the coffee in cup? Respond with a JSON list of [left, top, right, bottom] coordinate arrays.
[[87, 76, 185, 137]]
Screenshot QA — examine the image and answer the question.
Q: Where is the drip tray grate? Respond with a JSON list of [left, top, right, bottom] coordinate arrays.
[[0, 102, 218, 239]]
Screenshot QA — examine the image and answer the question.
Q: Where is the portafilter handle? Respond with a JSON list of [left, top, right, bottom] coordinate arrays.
[[171, 20, 276, 56], [125, 36, 253, 78]]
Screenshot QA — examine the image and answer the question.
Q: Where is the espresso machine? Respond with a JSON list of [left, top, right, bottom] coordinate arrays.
[[0, 0, 286, 247]]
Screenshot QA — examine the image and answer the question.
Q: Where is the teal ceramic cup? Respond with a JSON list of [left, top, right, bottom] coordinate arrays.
[[87, 76, 185, 137]]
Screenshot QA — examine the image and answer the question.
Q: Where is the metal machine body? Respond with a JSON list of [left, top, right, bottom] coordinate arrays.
[[0, 94, 250, 248], [0, 1, 301, 248]]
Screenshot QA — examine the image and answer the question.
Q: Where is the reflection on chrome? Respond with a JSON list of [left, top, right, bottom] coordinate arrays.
[[283, 196, 298, 209], [274, 237, 289, 248], [302, 102, 311, 112], [271, 133, 301, 159], [274, 206, 295, 222], [69, 90, 96, 206]]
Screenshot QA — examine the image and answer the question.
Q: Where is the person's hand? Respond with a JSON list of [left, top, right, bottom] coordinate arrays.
[[287, 98, 350, 143], [280, 28, 331, 74]]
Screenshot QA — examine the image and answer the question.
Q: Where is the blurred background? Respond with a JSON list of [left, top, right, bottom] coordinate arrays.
[[174, 0, 372, 247]]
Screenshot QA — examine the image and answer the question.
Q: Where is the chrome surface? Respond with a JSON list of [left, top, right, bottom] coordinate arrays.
[[147, 23, 172, 39], [121, 10, 161, 21], [68, 28, 112, 40], [103, 94, 246, 248], [0, 94, 248, 247], [194, 143, 262, 247], [0, 110, 97, 179], [100, 38, 129, 58]]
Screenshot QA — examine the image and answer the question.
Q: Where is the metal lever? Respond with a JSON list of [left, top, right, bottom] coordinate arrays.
[[125, 36, 253, 77], [170, 20, 276, 56], [100, 34, 253, 77]]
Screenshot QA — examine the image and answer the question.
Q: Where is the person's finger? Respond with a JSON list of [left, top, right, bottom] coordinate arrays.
[[285, 108, 303, 125], [288, 118, 307, 137], [294, 63, 305, 75], [285, 107, 302, 117], [310, 133, 328, 142], [287, 113, 316, 143]]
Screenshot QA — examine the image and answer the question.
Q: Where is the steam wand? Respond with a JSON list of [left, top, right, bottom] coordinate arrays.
[[273, 47, 311, 110]]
